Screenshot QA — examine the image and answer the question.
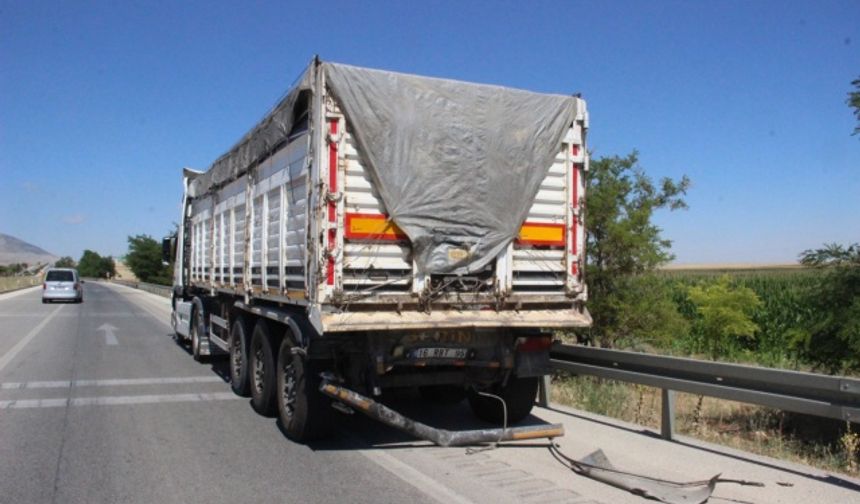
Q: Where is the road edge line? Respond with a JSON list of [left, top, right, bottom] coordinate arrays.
[[0, 304, 64, 373], [0, 285, 41, 302], [357, 446, 475, 504]]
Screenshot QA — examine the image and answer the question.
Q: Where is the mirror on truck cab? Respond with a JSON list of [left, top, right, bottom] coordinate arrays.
[[162, 235, 175, 265]]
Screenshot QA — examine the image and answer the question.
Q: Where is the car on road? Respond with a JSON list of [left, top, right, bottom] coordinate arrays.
[[42, 268, 83, 303]]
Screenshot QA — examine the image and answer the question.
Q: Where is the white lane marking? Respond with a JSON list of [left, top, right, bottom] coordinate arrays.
[[0, 313, 154, 318], [98, 323, 119, 345], [0, 392, 241, 409], [1, 375, 224, 390], [357, 447, 475, 504], [0, 304, 63, 373]]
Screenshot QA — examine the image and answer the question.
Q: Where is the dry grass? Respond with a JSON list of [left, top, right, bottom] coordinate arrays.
[[0, 275, 41, 293], [552, 375, 859, 477], [113, 260, 138, 282]]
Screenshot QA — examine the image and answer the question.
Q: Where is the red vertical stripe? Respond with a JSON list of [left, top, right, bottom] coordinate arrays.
[[327, 119, 339, 286], [328, 120, 338, 224], [571, 163, 579, 275]]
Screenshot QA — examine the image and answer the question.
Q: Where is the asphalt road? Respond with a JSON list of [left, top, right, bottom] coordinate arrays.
[[0, 283, 436, 504], [2, 282, 858, 504]]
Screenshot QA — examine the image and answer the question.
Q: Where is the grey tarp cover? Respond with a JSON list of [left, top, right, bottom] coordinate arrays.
[[190, 61, 578, 275], [324, 63, 577, 274]]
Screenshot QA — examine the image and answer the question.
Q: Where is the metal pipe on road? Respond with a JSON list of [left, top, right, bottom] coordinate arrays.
[[320, 382, 565, 447]]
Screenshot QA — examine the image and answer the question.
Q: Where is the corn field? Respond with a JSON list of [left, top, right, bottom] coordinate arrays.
[[657, 268, 820, 367]]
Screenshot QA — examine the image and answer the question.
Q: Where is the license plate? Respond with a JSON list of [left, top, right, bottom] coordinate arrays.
[[412, 347, 468, 360]]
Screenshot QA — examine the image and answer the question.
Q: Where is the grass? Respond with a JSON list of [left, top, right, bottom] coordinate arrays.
[[551, 374, 860, 478], [0, 275, 41, 293]]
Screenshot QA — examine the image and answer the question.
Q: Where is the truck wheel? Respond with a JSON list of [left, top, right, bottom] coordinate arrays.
[[249, 320, 277, 416], [229, 317, 251, 397], [467, 376, 539, 425], [419, 385, 466, 404], [190, 308, 205, 362], [276, 339, 333, 442]]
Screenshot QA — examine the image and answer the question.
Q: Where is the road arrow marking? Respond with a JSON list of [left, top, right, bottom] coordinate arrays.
[[98, 323, 119, 345]]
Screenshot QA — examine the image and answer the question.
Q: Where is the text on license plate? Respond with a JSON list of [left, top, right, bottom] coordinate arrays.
[[413, 347, 468, 360]]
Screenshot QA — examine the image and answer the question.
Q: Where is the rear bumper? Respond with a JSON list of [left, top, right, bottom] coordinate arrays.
[[321, 307, 591, 332], [43, 290, 80, 300]]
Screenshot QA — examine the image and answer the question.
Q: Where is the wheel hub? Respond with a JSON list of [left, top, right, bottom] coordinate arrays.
[[281, 358, 297, 420], [231, 338, 243, 379], [253, 347, 265, 395]]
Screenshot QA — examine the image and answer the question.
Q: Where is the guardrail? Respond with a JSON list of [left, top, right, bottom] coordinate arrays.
[[545, 344, 860, 440], [111, 279, 172, 298]]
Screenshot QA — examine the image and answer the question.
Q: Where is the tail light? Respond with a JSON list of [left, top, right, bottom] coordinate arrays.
[[43, 282, 46, 290], [516, 336, 553, 352]]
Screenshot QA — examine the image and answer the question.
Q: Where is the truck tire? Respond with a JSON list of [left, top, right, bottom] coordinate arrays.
[[419, 385, 466, 404], [249, 320, 277, 416], [229, 317, 251, 397], [276, 339, 333, 442], [190, 308, 206, 362], [467, 376, 539, 425]]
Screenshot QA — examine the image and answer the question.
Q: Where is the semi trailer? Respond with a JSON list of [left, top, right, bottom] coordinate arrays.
[[166, 59, 591, 442]]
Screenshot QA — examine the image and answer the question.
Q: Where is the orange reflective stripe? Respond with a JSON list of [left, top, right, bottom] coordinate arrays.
[[345, 213, 408, 241], [516, 222, 565, 246]]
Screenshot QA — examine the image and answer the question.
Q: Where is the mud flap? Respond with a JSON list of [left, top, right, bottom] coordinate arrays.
[[579, 450, 717, 504], [550, 446, 764, 504]]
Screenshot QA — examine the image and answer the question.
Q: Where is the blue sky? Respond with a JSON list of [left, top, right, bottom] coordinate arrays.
[[1, 0, 858, 264]]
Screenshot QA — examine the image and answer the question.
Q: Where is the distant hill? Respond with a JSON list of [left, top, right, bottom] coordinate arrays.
[[0, 233, 58, 266]]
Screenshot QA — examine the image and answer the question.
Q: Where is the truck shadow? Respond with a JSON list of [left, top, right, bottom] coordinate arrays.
[[169, 334, 232, 384]]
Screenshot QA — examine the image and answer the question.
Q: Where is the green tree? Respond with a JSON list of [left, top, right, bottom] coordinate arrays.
[[55, 256, 76, 268], [849, 77, 860, 136], [77, 250, 114, 278], [580, 151, 690, 348], [790, 243, 860, 373], [100, 256, 117, 279], [126, 234, 171, 285], [603, 274, 690, 350], [688, 276, 762, 360]]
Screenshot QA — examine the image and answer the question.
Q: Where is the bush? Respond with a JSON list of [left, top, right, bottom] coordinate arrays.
[[125, 234, 172, 285], [77, 250, 116, 278], [790, 243, 860, 373]]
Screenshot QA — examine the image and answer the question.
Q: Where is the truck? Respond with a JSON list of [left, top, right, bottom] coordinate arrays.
[[166, 59, 591, 442]]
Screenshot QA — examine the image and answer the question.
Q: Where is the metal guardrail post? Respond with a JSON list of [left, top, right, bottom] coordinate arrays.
[[538, 375, 552, 407], [661, 389, 675, 440]]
